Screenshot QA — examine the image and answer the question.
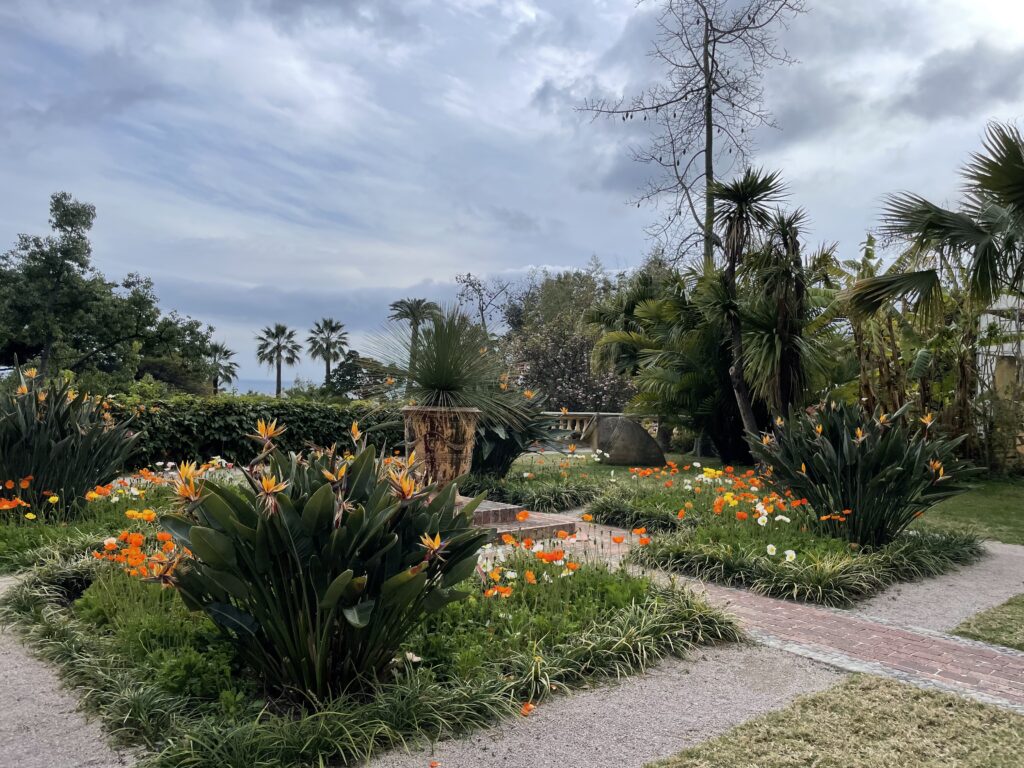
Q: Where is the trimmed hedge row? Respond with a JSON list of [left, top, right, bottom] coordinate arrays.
[[110, 395, 404, 467]]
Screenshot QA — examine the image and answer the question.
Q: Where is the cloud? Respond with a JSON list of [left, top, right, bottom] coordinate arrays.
[[2, 0, 1024, 380], [897, 41, 1024, 120]]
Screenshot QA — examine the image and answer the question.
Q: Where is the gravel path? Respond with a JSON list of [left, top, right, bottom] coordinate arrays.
[[369, 645, 840, 768], [0, 576, 129, 768], [850, 542, 1024, 631]]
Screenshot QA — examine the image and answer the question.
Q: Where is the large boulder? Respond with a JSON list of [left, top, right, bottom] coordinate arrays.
[[584, 416, 665, 467]]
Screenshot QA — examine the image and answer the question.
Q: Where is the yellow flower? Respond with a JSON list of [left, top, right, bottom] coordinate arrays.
[[23, 368, 37, 379], [920, 412, 934, 428], [350, 421, 362, 442], [800, 462, 807, 473], [15, 384, 28, 395], [251, 418, 286, 442], [47, 495, 59, 504], [567, 443, 577, 454], [322, 464, 348, 483], [389, 470, 417, 499], [761, 433, 774, 445], [24, 512, 36, 520], [815, 424, 823, 435], [560, 407, 569, 415], [523, 390, 535, 400], [258, 474, 288, 496], [774, 416, 784, 427], [878, 413, 889, 425], [385, 376, 396, 386], [419, 532, 442, 553]]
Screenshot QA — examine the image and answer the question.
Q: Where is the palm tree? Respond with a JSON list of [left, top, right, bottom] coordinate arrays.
[[852, 122, 1024, 317], [709, 168, 787, 434], [388, 298, 440, 390], [306, 318, 349, 387], [255, 323, 302, 397], [208, 342, 238, 395]]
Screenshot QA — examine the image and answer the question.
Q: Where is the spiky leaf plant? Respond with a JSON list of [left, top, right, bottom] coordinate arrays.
[[0, 369, 139, 518], [749, 401, 977, 547], [161, 424, 491, 699]]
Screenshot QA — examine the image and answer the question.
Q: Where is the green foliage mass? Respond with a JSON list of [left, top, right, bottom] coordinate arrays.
[[109, 394, 402, 465]]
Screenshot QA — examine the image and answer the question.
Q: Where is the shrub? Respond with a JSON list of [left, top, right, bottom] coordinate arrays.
[[160, 431, 491, 698], [109, 394, 402, 466], [471, 397, 563, 478], [0, 371, 139, 518], [749, 402, 977, 547]]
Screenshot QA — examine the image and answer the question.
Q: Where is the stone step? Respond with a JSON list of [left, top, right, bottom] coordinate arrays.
[[490, 511, 578, 544], [466, 499, 527, 525]]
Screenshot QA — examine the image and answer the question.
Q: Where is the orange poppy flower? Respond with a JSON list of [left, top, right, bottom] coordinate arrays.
[[516, 510, 530, 522], [632, 527, 646, 535], [520, 702, 536, 716], [735, 511, 748, 521], [525, 570, 537, 585], [638, 536, 651, 546], [581, 513, 593, 522], [611, 535, 624, 544]]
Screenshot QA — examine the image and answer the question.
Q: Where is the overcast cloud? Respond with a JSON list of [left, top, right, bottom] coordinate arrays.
[[2, 0, 1024, 384]]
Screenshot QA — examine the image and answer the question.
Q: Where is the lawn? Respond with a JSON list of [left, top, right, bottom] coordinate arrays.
[[648, 675, 1024, 768], [954, 594, 1024, 652], [914, 479, 1024, 545]]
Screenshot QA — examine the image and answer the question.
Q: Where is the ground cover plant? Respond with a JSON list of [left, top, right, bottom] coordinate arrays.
[[587, 461, 983, 606], [0, 420, 741, 768], [954, 594, 1024, 652], [647, 674, 1024, 768]]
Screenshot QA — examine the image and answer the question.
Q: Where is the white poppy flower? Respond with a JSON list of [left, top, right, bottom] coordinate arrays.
[[776, 515, 791, 523], [693, 462, 701, 468], [766, 544, 777, 556], [757, 515, 768, 527], [784, 550, 796, 562]]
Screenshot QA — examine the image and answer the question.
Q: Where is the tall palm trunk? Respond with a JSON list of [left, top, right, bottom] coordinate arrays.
[[275, 358, 282, 397], [723, 221, 759, 435]]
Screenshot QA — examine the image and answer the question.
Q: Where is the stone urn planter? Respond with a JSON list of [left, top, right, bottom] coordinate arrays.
[[402, 406, 481, 485]]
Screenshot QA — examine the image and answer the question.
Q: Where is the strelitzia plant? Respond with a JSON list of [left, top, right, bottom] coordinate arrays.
[[749, 402, 977, 547], [160, 421, 491, 699]]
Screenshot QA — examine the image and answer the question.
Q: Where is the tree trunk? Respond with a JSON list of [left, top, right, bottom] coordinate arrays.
[[325, 359, 331, 388], [853, 326, 876, 412], [407, 322, 420, 396], [701, 17, 715, 268], [213, 376, 219, 396], [275, 359, 282, 398]]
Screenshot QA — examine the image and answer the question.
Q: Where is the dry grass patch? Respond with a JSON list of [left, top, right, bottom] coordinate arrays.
[[648, 675, 1024, 768]]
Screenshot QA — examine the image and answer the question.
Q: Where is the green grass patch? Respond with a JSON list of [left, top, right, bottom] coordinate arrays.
[[648, 674, 1024, 768], [1, 550, 740, 768], [914, 479, 1024, 545], [954, 594, 1024, 652]]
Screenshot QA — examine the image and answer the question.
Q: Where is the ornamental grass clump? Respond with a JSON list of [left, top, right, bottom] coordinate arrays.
[[749, 402, 976, 547], [158, 420, 491, 699], [0, 368, 139, 520]]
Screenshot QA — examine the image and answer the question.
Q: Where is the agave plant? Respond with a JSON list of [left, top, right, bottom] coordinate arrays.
[[160, 423, 491, 698], [749, 402, 976, 547], [0, 369, 139, 518]]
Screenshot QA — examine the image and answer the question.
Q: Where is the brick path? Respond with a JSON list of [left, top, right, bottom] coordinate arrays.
[[697, 581, 1024, 713]]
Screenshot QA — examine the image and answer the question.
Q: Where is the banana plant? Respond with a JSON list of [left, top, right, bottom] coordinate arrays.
[[161, 434, 491, 699]]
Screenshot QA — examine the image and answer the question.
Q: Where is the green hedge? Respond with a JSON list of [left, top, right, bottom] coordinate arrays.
[[110, 395, 403, 467]]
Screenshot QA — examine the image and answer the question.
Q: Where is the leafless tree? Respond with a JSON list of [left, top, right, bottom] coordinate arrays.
[[581, 0, 806, 264], [455, 272, 517, 334]]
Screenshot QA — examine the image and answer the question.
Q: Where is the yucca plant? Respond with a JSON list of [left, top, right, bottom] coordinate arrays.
[[749, 401, 977, 547], [0, 369, 139, 518], [160, 422, 491, 699]]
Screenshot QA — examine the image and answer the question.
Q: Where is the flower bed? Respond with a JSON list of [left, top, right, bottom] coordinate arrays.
[[588, 463, 983, 607], [3, 543, 739, 768], [0, 434, 740, 768]]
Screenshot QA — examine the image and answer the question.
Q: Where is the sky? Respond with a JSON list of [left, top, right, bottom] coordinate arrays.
[[3, 0, 1024, 388]]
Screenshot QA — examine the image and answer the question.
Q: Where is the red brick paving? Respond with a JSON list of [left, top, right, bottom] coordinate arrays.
[[698, 581, 1024, 711]]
